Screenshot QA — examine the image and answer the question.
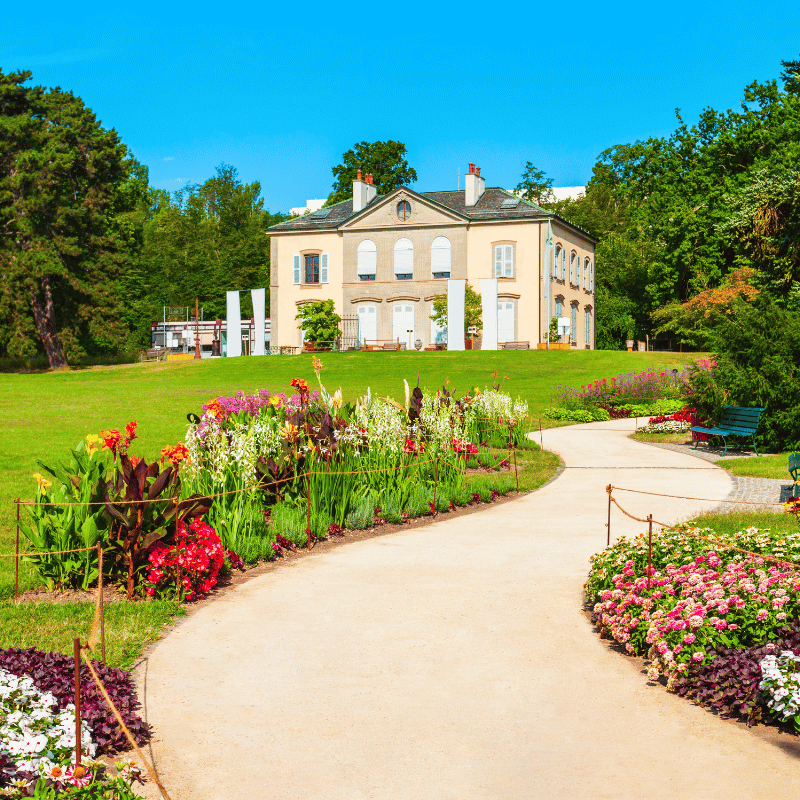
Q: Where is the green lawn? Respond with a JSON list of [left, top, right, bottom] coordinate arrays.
[[687, 509, 799, 538], [0, 349, 696, 664], [722, 452, 797, 481]]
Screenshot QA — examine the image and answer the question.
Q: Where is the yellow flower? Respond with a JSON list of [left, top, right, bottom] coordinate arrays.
[[474, 387, 481, 395], [312, 356, 323, 374], [279, 422, 299, 441], [32, 473, 52, 493], [331, 389, 342, 409], [85, 433, 102, 458], [269, 396, 283, 409]]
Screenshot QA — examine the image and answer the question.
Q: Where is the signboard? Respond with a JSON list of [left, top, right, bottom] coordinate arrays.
[[557, 316, 571, 336]]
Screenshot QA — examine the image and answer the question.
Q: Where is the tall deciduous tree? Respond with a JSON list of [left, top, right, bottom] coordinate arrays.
[[515, 162, 554, 205], [327, 141, 417, 206], [0, 70, 133, 367]]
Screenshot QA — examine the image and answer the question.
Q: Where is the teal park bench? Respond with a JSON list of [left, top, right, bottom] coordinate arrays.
[[790, 452, 799, 497], [691, 406, 765, 457]]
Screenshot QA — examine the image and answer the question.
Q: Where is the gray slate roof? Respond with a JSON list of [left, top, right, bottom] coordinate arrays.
[[268, 187, 595, 241]]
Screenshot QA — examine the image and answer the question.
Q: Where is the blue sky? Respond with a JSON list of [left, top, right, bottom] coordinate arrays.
[[3, 1, 800, 213]]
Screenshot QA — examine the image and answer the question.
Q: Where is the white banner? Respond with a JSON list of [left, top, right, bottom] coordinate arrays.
[[251, 288, 266, 356], [479, 278, 498, 350], [446, 279, 465, 351], [226, 291, 242, 357]]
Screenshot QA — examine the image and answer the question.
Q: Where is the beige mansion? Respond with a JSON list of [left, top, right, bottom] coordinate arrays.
[[267, 164, 597, 349]]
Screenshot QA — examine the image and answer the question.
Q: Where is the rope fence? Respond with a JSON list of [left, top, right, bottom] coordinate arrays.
[[7, 423, 533, 798], [603, 484, 800, 589]]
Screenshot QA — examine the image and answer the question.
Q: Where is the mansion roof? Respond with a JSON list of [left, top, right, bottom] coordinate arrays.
[[268, 187, 597, 241]]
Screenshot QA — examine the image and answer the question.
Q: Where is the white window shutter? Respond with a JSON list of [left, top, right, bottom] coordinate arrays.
[[494, 245, 503, 278], [293, 254, 301, 285], [504, 245, 514, 277], [321, 253, 329, 284], [561, 250, 566, 281], [431, 237, 451, 275]]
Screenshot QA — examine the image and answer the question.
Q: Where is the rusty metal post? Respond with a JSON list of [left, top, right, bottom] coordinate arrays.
[[513, 448, 519, 493], [606, 484, 612, 547], [73, 638, 82, 766], [432, 458, 439, 517], [97, 543, 106, 664], [306, 471, 312, 550], [14, 500, 20, 600], [647, 514, 653, 590]]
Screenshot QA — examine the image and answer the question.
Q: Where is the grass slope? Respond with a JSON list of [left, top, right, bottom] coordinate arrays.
[[0, 350, 695, 664]]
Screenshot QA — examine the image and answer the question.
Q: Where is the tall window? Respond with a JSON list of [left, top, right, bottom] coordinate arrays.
[[575, 255, 581, 286], [357, 304, 377, 345], [294, 253, 328, 284], [392, 303, 414, 346], [394, 238, 413, 280], [587, 259, 593, 290], [561, 248, 566, 280], [555, 299, 563, 319], [570, 304, 577, 341], [494, 244, 514, 278], [358, 240, 377, 281], [554, 245, 561, 278], [570, 252, 576, 284], [498, 301, 515, 343], [431, 236, 451, 278], [584, 308, 591, 344]]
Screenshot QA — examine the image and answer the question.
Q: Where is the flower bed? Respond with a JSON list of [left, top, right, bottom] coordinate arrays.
[[586, 525, 800, 729], [20, 368, 530, 600], [0, 649, 147, 797]]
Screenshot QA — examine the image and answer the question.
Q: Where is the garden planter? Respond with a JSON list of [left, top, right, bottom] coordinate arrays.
[[536, 343, 571, 350]]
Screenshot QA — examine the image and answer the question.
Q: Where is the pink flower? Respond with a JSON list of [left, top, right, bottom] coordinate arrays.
[[692, 652, 704, 662], [756, 609, 769, 621], [683, 633, 696, 644]]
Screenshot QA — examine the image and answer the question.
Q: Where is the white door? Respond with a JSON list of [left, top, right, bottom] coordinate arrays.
[[392, 304, 414, 347], [357, 305, 377, 345], [497, 302, 514, 343]]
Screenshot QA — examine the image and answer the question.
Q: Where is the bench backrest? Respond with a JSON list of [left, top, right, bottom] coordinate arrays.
[[719, 406, 764, 433], [790, 453, 799, 480]]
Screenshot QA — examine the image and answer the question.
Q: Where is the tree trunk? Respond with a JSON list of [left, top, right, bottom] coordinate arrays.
[[30, 276, 68, 368]]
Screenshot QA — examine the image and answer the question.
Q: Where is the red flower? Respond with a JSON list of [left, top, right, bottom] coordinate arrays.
[[125, 420, 138, 441], [290, 377, 310, 396]]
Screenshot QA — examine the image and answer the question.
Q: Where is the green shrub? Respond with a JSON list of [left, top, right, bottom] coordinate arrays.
[[434, 489, 450, 513], [545, 407, 597, 423], [451, 486, 472, 507], [344, 495, 376, 530], [406, 485, 433, 517], [686, 299, 800, 451], [380, 493, 403, 524], [270, 503, 307, 546]]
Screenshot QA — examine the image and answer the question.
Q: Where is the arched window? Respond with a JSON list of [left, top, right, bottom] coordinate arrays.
[[586, 259, 593, 290], [570, 252, 576, 284], [394, 238, 413, 279], [431, 236, 451, 279], [554, 245, 561, 278], [357, 240, 377, 281]]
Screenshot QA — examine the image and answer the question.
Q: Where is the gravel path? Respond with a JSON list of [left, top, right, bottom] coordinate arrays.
[[133, 418, 800, 800], [641, 440, 794, 510]]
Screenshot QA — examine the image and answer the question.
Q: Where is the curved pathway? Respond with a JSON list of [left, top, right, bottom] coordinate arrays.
[[134, 418, 800, 799]]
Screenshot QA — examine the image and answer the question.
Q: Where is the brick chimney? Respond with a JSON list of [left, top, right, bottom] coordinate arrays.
[[353, 171, 378, 212], [465, 162, 485, 207]]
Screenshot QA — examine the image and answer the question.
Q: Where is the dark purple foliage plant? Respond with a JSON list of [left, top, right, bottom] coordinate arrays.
[[0, 648, 150, 754], [674, 625, 800, 727]]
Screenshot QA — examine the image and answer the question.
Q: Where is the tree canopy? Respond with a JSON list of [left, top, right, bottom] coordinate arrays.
[[0, 69, 135, 367], [515, 162, 554, 205], [327, 141, 417, 206]]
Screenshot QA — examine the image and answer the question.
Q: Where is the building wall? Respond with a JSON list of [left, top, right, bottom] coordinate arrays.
[[547, 220, 596, 349], [464, 220, 542, 344], [270, 205, 595, 349], [270, 231, 343, 347]]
